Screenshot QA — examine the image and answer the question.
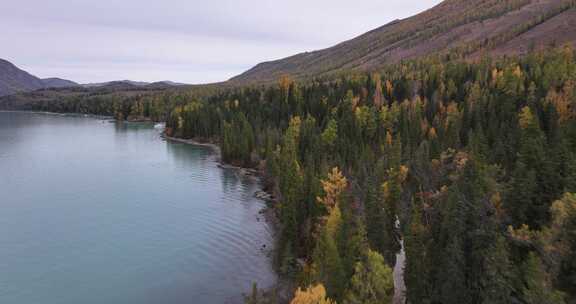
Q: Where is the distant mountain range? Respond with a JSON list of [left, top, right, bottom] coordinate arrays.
[[231, 0, 576, 84], [81, 80, 188, 88], [0, 59, 187, 97]]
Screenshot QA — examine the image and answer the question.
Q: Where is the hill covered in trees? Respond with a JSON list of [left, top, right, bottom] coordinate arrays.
[[0, 81, 220, 122], [231, 0, 576, 84], [171, 47, 576, 304]]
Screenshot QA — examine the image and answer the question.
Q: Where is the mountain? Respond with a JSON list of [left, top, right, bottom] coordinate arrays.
[[0, 59, 45, 96], [82, 80, 188, 88], [0, 58, 183, 97], [231, 0, 576, 84], [156, 80, 188, 86], [0, 59, 80, 96], [41, 78, 79, 88], [82, 80, 150, 88]]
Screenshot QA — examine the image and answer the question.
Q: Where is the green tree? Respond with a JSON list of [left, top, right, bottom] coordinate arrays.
[[520, 253, 565, 304], [321, 118, 338, 152], [404, 204, 430, 304], [344, 249, 394, 304], [478, 236, 513, 304]]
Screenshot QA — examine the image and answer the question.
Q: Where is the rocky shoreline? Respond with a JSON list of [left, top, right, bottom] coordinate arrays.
[[162, 133, 290, 301], [162, 134, 279, 226]]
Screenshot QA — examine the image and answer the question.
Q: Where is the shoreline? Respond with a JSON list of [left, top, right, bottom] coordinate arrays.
[[0, 110, 163, 124], [162, 135, 222, 155], [162, 135, 267, 182], [0, 110, 113, 120], [162, 133, 286, 300], [162, 134, 276, 212]]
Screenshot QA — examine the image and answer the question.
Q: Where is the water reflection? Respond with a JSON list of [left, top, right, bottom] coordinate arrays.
[[0, 112, 276, 304], [113, 121, 155, 132], [166, 141, 214, 167]]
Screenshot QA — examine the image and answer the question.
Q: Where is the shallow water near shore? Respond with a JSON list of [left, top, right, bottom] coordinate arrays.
[[0, 111, 276, 304]]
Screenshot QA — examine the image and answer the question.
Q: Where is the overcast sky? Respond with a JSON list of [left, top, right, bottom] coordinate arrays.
[[1, 0, 442, 84]]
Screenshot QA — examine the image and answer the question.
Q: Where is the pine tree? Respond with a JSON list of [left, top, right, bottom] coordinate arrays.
[[278, 117, 304, 274], [321, 119, 338, 152], [404, 204, 430, 304], [520, 253, 565, 304], [507, 160, 537, 226], [507, 107, 550, 228], [478, 236, 513, 304], [438, 236, 469, 304], [312, 204, 345, 298], [343, 249, 394, 304], [365, 174, 397, 264]]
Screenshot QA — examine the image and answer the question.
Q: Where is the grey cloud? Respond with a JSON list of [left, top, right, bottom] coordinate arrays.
[[1, 0, 442, 83]]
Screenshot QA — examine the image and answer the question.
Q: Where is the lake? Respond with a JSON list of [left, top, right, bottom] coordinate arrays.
[[0, 112, 276, 304]]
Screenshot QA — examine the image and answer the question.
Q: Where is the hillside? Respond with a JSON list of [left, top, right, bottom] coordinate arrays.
[[0, 59, 45, 96], [42, 78, 79, 88], [0, 59, 81, 96], [0, 81, 179, 112], [231, 0, 576, 84]]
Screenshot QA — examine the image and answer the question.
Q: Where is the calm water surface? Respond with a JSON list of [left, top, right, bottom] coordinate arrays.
[[0, 112, 275, 304]]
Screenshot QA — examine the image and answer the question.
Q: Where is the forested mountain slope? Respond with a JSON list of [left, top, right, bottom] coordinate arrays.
[[231, 0, 576, 84], [170, 47, 576, 304]]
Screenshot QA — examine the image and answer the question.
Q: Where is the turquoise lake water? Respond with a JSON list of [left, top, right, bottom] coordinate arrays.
[[0, 112, 275, 304]]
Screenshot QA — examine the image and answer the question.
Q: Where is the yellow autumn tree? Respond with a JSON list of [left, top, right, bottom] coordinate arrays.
[[546, 88, 572, 123], [279, 75, 293, 92], [290, 284, 336, 304], [317, 167, 348, 211], [519, 106, 536, 130], [385, 80, 393, 98], [428, 127, 438, 140], [385, 131, 393, 147], [313, 167, 348, 297], [317, 166, 347, 242], [279, 75, 294, 103]]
